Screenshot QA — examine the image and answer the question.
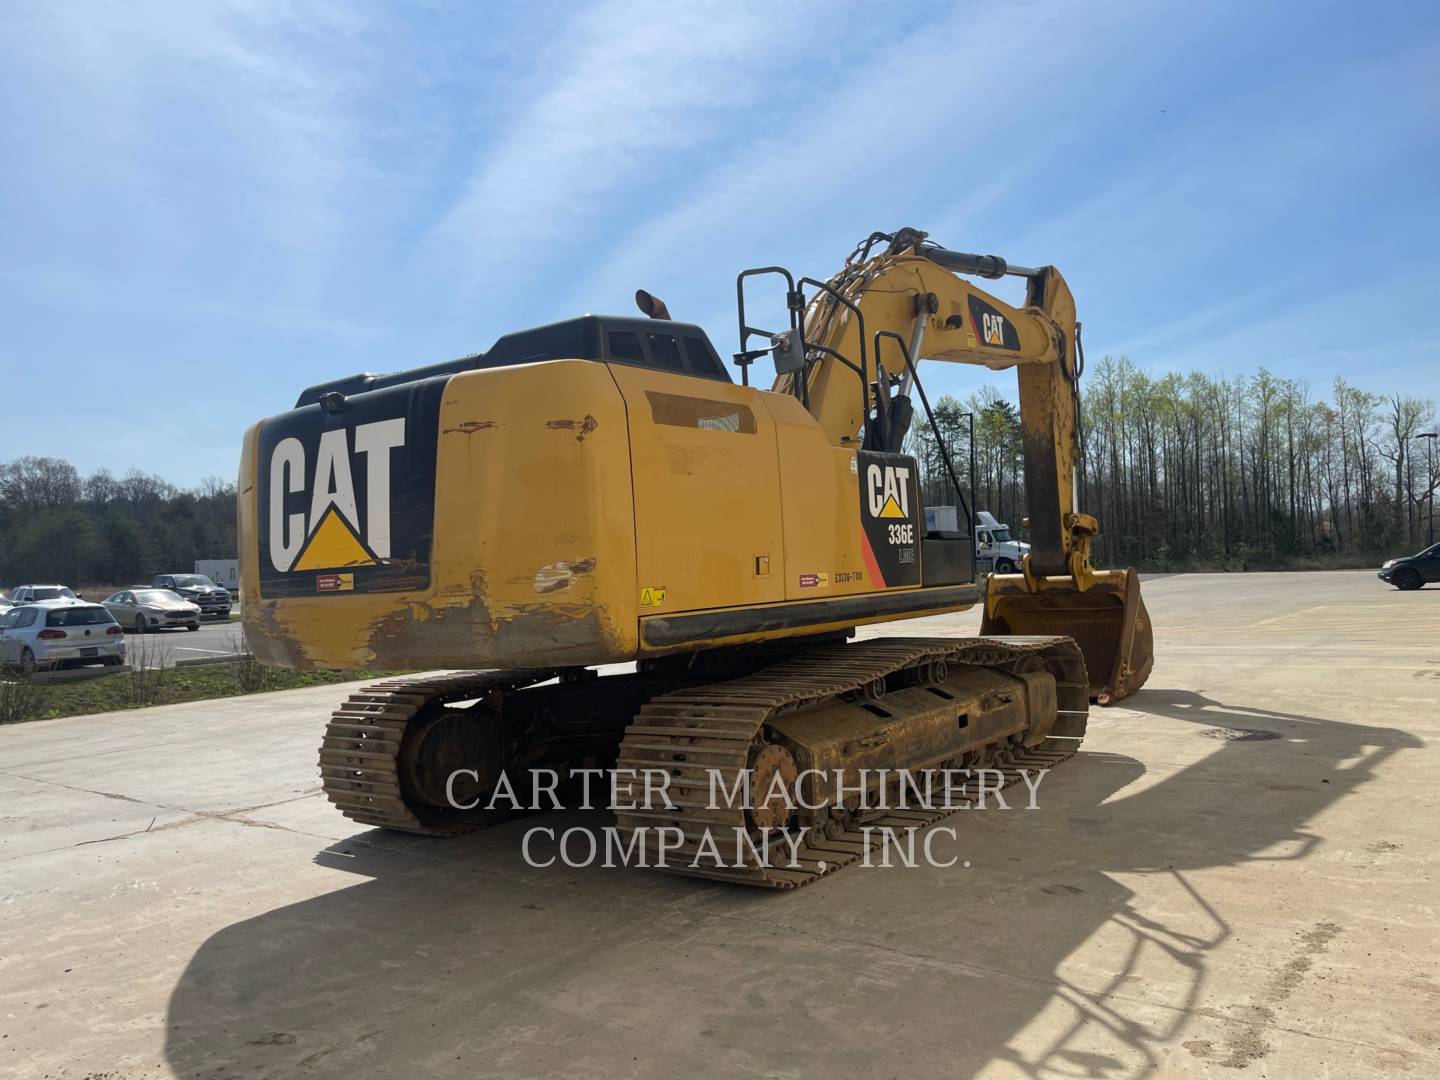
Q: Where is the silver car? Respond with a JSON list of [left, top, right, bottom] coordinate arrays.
[[9, 584, 78, 604], [0, 601, 127, 673], [103, 588, 202, 632]]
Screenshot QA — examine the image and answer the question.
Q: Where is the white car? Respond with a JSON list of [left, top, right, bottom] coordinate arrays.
[[0, 600, 127, 674]]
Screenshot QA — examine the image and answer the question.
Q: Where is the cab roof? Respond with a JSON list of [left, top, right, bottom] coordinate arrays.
[[295, 316, 731, 407]]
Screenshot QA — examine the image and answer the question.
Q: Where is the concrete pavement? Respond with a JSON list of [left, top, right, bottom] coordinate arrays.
[[123, 617, 245, 669], [0, 571, 1436, 1078]]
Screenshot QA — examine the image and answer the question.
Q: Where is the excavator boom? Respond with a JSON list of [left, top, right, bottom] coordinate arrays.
[[772, 227, 1153, 702]]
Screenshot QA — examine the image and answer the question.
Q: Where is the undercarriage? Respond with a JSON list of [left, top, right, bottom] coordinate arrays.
[[319, 634, 1088, 887]]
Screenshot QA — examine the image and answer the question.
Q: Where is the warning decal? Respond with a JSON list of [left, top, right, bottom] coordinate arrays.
[[857, 450, 922, 588]]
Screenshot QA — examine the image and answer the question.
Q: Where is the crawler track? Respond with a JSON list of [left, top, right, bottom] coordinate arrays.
[[614, 636, 1087, 888], [318, 637, 1088, 889], [318, 668, 558, 836]]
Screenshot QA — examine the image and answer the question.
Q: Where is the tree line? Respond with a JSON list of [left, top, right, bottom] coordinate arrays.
[[0, 457, 235, 588], [909, 357, 1439, 569]]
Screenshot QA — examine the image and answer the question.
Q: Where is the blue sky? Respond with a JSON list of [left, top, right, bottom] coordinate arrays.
[[2, 0, 1437, 486]]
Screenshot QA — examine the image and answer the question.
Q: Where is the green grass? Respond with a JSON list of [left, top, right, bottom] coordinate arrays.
[[0, 664, 410, 725]]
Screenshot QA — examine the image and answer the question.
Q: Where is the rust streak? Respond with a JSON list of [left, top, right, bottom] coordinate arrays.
[[545, 414, 599, 441], [444, 420, 497, 434]]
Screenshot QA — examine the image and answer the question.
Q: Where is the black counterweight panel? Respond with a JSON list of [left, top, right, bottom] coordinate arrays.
[[257, 376, 446, 598]]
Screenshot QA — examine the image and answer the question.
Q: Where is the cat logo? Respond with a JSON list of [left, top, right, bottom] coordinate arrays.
[[268, 418, 406, 574], [966, 295, 1020, 351], [981, 312, 1007, 346], [866, 463, 911, 520]]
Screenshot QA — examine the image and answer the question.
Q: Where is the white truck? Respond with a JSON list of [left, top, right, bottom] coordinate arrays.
[[194, 559, 239, 592], [923, 507, 1030, 574]]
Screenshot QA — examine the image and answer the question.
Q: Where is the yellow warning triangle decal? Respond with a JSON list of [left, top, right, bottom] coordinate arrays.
[[878, 495, 906, 519], [292, 506, 378, 571]]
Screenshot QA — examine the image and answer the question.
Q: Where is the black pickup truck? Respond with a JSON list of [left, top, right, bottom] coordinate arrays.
[[152, 574, 233, 616]]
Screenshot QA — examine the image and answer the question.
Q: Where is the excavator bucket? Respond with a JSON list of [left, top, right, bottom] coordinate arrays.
[[980, 567, 1153, 705]]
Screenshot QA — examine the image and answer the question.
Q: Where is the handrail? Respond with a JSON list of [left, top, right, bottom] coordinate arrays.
[[798, 276, 870, 445]]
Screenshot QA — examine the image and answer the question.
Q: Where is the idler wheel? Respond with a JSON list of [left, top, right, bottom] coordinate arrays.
[[399, 708, 502, 809]]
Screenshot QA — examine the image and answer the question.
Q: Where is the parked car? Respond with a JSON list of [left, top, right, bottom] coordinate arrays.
[[8, 584, 79, 604], [0, 592, 13, 614], [1378, 543, 1440, 590], [103, 588, 202, 632], [0, 600, 126, 674], [151, 574, 232, 617]]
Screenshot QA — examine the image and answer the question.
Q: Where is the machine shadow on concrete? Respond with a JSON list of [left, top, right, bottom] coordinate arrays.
[[163, 691, 1419, 1079]]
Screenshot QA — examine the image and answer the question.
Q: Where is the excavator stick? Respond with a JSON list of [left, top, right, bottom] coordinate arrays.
[[980, 568, 1153, 706]]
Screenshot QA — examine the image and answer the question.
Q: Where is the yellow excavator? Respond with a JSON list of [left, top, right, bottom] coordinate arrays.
[[238, 227, 1152, 887]]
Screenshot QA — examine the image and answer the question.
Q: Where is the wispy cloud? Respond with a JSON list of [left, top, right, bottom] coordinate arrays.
[[564, 1, 1230, 333], [419, 0, 824, 312], [1, 1, 375, 306]]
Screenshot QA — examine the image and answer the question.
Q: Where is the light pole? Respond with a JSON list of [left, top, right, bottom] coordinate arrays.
[[1418, 431, 1438, 547]]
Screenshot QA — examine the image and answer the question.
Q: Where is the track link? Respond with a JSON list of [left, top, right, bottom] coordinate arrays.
[[318, 668, 558, 836], [614, 636, 1087, 888]]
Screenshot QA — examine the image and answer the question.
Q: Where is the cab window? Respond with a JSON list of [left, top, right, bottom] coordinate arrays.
[[608, 332, 645, 364], [684, 336, 724, 378], [646, 333, 684, 371]]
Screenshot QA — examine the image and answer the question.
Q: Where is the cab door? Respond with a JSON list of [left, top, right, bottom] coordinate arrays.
[[975, 529, 994, 572], [1, 608, 36, 663]]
